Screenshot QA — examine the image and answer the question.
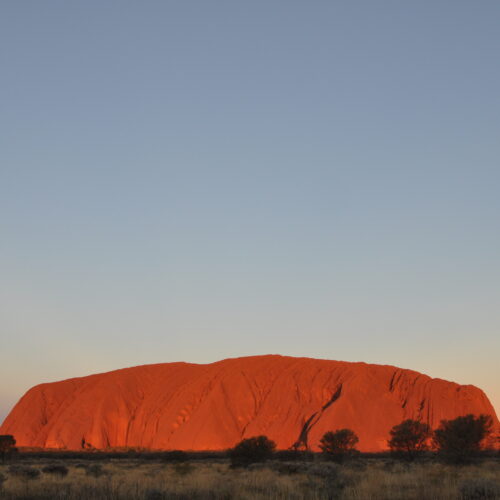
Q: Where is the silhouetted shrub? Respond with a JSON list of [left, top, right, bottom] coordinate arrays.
[[459, 477, 500, 499], [173, 462, 194, 476], [433, 414, 493, 463], [8, 465, 40, 480], [42, 464, 69, 477], [388, 419, 432, 460], [0, 472, 6, 489], [319, 429, 359, 462], [86, 464, 106, 478], [0, 435, 17, 460], [161, 450, 187, 462], [229, 435, 276, 466]]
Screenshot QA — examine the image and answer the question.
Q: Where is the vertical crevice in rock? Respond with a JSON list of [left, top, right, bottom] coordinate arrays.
[[293, 412, 318, 450], [292, 384, 343, 450], [322, 384, 342, 411], [389, 371, 398, 392]]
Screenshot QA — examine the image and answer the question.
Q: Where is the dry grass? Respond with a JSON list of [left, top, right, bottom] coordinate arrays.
[[0, 458, 499, 499]]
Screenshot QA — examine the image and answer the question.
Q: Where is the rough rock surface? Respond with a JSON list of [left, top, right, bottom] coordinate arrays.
[[1, 355, 498, 451]]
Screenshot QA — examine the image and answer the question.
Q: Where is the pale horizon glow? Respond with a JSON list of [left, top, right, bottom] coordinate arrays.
[[1, 1, 499, 423]]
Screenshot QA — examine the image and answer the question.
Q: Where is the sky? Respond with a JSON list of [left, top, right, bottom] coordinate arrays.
[[1, 1, 499, 423]]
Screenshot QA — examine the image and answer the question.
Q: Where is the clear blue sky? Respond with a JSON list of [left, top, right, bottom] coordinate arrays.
[[1, 1, 499, 422]]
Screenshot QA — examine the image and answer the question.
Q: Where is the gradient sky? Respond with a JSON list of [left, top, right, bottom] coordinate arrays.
[[1, 1, 499, 423]]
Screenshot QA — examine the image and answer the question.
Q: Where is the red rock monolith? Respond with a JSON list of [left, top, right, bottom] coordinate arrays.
[[1, 355, 498, 451]]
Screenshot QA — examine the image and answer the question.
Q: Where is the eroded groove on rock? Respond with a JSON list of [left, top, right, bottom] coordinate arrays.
[[293, 383, 344, 450]]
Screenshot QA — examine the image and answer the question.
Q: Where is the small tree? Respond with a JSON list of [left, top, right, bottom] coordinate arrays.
[[388, 419, 432, 460], [319, 429, 359, 462], [0, 435, 17, 461], [229, 435, 276, 467], [433, 414, 493, 463]]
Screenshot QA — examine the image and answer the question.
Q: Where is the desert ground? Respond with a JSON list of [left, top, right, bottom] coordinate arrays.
[[1, 454, 499, 500]]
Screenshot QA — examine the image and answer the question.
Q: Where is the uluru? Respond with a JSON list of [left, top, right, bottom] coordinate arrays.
[[1, 355, 498, 452]]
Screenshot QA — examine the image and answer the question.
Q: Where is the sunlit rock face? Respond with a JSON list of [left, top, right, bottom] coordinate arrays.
[[1, 355, 498, 451]]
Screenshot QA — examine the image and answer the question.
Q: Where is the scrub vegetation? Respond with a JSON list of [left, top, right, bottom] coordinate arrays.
[[0, 455, 499, 499], [0, 414, 497, 499]]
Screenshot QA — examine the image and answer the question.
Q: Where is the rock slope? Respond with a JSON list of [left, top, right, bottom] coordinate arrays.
[[1, 355, 498, 451]]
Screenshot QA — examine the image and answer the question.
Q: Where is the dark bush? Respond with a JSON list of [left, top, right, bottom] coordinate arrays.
[[433, 414, 493, 463], [42, 464, 69, 477], [173, 462, 194, 476], [86, 464, 106, 478], [388, 419, 432, 460], [8, 465, 40, 480], [319, 429, 359, 462], [269, 461, 305, 474], [229, 435, 276, 466], [0, 435, 17, 460]]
